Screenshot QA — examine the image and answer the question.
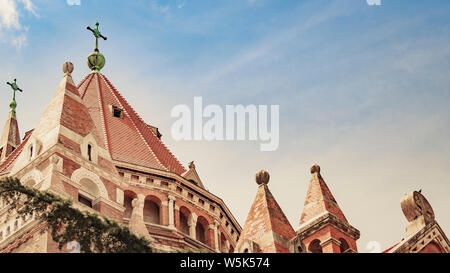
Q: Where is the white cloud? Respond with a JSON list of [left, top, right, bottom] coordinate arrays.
[[66, 0, 81, 6], [367, 0, 381, 6], [177, 0, 186, 9], [151, 1, 170, 13], [0, 0, 37, 49], [0, 0, 20, 29], [11, 32, 26, 48]]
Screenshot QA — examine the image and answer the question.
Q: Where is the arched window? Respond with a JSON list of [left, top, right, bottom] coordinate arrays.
[[78, 178, 99, 209], [297, 245, 303, 253], [196, 216, 209, 246], [123, 191, 137, 219], [29, 146, 33, 160], [243, 248, 249, 253], [308, 239, 323, 253], [143, 198, 160, 224], [196, 222, 206, 244], [339, 238, 350, 253], [178, 207, 191, 235]]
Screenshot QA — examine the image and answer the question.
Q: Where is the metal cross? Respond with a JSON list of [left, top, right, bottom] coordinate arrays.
[[6, 79, 23, 102], [87, 22, 107, 51]]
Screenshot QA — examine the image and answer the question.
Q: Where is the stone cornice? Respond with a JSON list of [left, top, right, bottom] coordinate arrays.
[[296, 212, 360, 241], [392, 221, 450, 253], [115, 161, 242, 233]]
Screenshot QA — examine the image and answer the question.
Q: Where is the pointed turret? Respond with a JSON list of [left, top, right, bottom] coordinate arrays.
[[0, 80, 22, 162], [235, 170, 296, 253], [297, 164, 360, 253], [0, 111, 21, 163], [10, 62, 117, 176], [300, 164, 348, 225]]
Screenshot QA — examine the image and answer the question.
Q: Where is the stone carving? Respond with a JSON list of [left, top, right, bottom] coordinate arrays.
[[401, 191, 435, 224], [62, 62, 74, 76]]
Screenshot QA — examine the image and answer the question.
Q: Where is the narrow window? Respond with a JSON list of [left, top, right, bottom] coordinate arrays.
[[78, 194, 93, 208], [87, 144, 92, 161], [29, 146, 33, 160]]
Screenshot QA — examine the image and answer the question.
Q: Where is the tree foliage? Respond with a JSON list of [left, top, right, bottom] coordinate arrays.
[[0, 177, 152, 253]]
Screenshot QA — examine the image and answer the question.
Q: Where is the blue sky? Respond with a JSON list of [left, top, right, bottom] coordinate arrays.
[[1, 0, 450, 252]]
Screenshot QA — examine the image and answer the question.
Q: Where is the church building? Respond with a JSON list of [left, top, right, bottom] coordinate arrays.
[[0, 23, 448, 253]]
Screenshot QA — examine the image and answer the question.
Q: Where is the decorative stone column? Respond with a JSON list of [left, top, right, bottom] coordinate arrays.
[[213, 220, 220, 252], [168, 195, 176, 229], [188, 213, 198, 239], [225, 240, 230, 253], [129, 194, 153, 242]]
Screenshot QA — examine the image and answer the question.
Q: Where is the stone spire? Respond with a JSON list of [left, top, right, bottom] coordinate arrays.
[[0, 80, 22, 162], [300, 164, 348, 225], [10, 62, 115, 176], [235, 170, 296, 253], [297, 164, 360, 253]]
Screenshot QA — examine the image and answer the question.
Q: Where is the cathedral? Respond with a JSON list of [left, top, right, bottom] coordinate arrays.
[[0, 24, 448, 253]]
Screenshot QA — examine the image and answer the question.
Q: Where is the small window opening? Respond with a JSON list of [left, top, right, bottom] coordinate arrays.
[[29, 146, 33, 160], [112, 106, 123, 118], [87, 144, 92, 161], [78, 195, 93, 208]]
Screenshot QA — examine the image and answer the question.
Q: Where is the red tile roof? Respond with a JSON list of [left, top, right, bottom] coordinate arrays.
[[78, 73, 186, 175], [383, 242, 399, 253], [0, 129, 33, 175]]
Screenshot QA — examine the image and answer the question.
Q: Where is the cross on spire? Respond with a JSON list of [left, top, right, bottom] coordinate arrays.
[[87, 22, 107, 51], [6, 79, 23, 117]]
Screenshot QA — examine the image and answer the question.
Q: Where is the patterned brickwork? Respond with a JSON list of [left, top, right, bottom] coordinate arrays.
[[236, 183, 295, 253]]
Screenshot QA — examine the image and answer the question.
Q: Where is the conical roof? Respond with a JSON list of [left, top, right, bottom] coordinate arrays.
[[0, 111, 21, 162], [77, 73, 186, 175]]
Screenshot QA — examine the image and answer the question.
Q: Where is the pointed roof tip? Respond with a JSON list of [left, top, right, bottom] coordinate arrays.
[[255, 170, 270, 185], [188, 161, 195, 169], [310, 164, 321, 175], [62, 62, 74, 76], [57, 61, 79, 96], [300, 164, 349, 225], [236, 170, 295, 253]]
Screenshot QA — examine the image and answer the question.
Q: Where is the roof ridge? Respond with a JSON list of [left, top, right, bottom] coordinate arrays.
[[79, 73, 96, 99], [261, 185, 296, 239], [95, 73, 111, 152], [76, 73, 92, 90]]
